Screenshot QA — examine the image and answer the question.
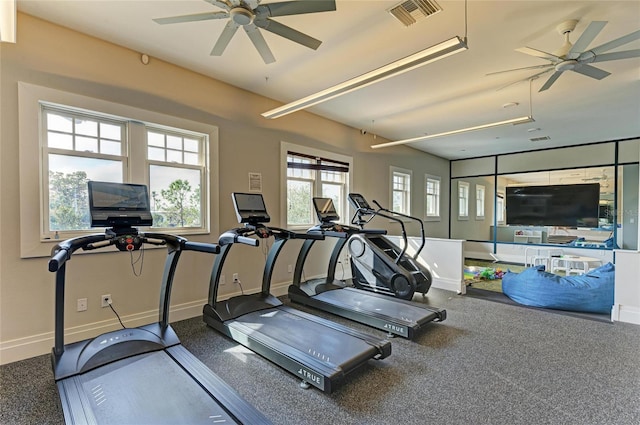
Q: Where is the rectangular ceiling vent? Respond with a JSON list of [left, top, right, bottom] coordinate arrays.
[[530, 136, 551, 142], [388, 0, 442, 27]]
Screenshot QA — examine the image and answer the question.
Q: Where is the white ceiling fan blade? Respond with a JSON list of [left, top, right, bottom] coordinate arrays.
[[244, 24, 276, 64], [573, 64, 611, 80], [255, 18, 322, 50], [516, 47, 560, 62], [589, 29, 640, 55], [590, 49, 640, 63], [211, 21, 239, 56], [568, 21, 607, 55], [538, 71, 563, 92], [496, 68, 553, 91], [204, 0, 231, 11], [258, 0, 336, 17], [153, 11, 229, 25], [486, 64, 554, 76]]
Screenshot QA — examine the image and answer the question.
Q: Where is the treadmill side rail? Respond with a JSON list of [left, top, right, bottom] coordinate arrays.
[[166, 346, 272, 425]]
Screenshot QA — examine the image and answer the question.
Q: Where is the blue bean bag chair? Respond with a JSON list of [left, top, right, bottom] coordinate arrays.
[[501, 262, 614, 314]]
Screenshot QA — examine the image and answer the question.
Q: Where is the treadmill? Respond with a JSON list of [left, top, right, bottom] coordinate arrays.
[[48, 181, 270, 424], [203, 192, 391, 393], [288, 197, 446, 340]]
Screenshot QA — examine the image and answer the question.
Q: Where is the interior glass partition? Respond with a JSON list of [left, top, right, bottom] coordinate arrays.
[[451, 165, 638, 251]]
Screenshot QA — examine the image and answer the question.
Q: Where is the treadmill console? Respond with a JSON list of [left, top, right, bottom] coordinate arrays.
[[88, 181, 153, 228], [313, 197, 340, 223], [348, 193, 374, 213], [232, 192, 271, 225]]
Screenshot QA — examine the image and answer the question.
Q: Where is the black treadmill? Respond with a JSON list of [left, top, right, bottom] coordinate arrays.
[[203, 193, 391, 393], [48, 181, 270, 424], [288, 197, 446, 340]]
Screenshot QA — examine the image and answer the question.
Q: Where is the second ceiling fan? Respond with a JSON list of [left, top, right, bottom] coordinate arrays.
[[490, 19, 640, 91], [154, 0, 336, 64]]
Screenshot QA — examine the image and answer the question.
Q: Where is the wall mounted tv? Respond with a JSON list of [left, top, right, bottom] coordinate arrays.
[[506, 183, 600, 228]]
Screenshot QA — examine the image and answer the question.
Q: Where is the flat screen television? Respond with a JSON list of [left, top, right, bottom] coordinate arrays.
[[506, 183, 600, 228], [88, 181, 153, 228]]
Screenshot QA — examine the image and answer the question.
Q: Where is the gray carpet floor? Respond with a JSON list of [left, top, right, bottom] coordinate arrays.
[[2, 288, 640, 424]]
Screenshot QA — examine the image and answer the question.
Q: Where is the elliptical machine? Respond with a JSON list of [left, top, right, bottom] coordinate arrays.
[[347, 193, 432, 300]]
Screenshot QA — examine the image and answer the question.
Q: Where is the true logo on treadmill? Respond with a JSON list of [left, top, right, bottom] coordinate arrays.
[[297, 368, 322, 386], [384, 323, 407, 336]]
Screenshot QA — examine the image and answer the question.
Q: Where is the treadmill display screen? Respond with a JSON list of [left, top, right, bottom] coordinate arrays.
[[313, 197, 339, 223], [88, 181, 153, 227], [232, 192, 271, 224], [348, 193, 372, 211]]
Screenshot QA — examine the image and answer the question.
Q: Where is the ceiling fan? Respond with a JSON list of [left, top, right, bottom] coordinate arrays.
[[153, 0, 336, 64], [489, 19, 640, 92]]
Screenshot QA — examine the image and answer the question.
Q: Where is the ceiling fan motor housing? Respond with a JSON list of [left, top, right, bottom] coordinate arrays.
[[231, 7, 254, 25]]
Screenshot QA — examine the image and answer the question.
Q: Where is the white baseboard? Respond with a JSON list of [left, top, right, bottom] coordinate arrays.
[[0, 298, 209, 365], [431, 277, 464, 294], [613, 304, 640, 325]]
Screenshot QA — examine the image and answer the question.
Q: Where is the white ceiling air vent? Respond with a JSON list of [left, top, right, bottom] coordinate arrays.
[[530, 136, 551, 142], [388, 0, 442, 27]]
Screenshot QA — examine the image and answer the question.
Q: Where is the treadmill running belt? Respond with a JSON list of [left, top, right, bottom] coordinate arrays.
[[314, 289, 435, 322], [229, 309, 377, 368], [71, 351, 236, 424]]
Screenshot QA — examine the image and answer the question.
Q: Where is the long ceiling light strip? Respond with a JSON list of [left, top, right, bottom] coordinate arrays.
[[0, 0, 17, 43], [261, 36, 468, 119], [370, 116, 535, 149]]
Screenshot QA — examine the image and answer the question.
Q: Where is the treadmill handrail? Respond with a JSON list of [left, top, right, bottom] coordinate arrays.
[[49, 230, 220, 356]]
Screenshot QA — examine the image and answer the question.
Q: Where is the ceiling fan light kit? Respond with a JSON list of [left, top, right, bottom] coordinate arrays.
[[370, 115, 534, 149], [262, 35, 468, 119]]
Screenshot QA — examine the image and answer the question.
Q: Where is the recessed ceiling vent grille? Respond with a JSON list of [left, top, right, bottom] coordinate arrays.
[[388, 0, 442, 27], [530, 136, 551, 142]]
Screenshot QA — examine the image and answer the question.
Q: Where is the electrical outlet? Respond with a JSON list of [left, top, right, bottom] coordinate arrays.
[[77, 298, 87, 312], [220, 274, 226, 285], [287, 264, 292, 273], [101, 294, 111, 308], [232, 273, 239, 283]]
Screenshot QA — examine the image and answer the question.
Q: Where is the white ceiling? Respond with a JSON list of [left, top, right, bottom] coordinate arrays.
[[17, 0, 640, 160]]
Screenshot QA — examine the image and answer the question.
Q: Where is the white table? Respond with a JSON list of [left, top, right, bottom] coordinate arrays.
[[550, 256, 604, 275]]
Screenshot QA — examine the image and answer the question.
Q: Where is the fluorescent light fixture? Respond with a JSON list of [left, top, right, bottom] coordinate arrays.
[[262, 36, 468, 119], [0, 0, 17, 43], [371, 116, 535, 149]]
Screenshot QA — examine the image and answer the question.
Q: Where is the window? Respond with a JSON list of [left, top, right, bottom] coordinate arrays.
[[496, 193, 505, 224], [458, 181, 469, 219], [19, 82, 218, 258], [283, 144, 351, 228], [147, 128, 207, 229], [42, 104, 208, 236], [476, 184, 485, 220], [391, 167, 412, 215], [43, 107, 126, 232], [425, 174, 441, 220]]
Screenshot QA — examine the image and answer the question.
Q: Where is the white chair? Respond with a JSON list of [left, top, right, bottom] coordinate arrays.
[[525, 247, 564, 270]]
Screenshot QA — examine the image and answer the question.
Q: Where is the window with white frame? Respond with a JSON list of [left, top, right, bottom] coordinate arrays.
[[41, 104, 208, 238], [458, 181, 469, 219], [496, 193, 505, 223], [285, 149, 350, 228], [476, 184, 485, 220], [425, 174, 441, 220], [391, 167, 412, 215]]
